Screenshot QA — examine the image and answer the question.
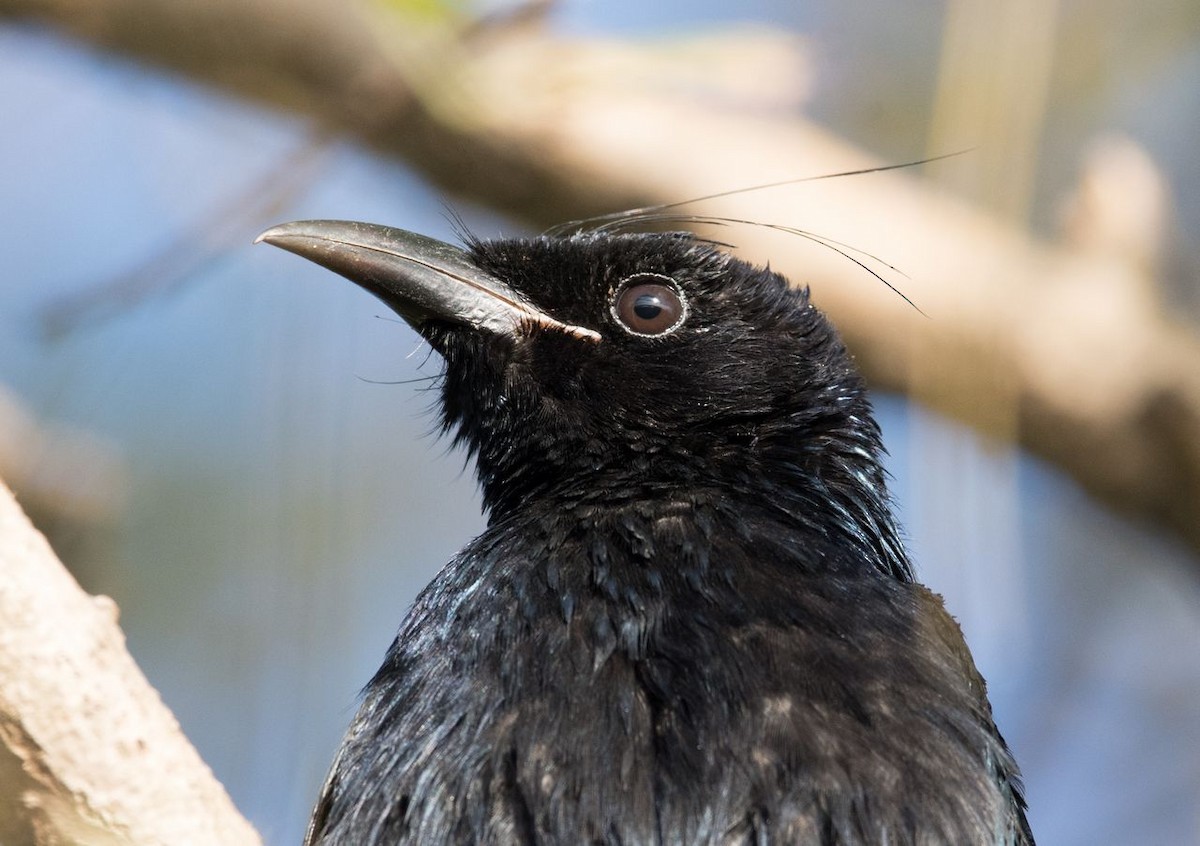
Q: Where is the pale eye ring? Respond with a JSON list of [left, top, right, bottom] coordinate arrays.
[[611, 274, 687, 336]]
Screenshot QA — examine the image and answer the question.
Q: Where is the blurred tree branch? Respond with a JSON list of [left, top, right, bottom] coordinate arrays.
[[1, 0, 1197, 567], [0, 384, 127, 526]]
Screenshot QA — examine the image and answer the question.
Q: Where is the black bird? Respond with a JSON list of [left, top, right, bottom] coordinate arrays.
[[257, 219, 1033, 846]]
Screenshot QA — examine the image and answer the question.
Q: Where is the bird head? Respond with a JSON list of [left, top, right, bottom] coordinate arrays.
[[257, 221, 907, 577]]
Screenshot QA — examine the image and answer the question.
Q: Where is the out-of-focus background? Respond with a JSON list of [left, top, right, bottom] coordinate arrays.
[[2, 1, 1199, 843]]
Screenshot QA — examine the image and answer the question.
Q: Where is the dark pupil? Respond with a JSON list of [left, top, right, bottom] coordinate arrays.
[[615, 280, 684, 335], [633, 294, 663, 320]]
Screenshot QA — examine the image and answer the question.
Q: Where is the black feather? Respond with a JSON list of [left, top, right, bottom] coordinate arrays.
[[271, 229, 1032, 846]]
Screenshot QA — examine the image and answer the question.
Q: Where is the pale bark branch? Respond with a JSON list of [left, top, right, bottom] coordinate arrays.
[[0, 479, 261, 845], [2, 0, 1198, 559]]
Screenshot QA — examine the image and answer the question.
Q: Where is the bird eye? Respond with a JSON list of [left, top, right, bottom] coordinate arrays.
[[612, 275, 686, 336]]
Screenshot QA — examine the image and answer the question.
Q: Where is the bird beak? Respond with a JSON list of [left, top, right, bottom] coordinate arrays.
[[255, 220, 599, 341]]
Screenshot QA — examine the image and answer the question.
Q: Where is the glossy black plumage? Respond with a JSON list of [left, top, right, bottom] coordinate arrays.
[[258, 223, 1033, 846]]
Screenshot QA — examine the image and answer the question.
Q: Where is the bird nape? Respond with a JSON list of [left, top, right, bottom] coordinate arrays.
[[256, 220, 1033, 846]]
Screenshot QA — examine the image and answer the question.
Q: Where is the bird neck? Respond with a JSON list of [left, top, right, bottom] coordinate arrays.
[[474, 412, 912, 584]]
